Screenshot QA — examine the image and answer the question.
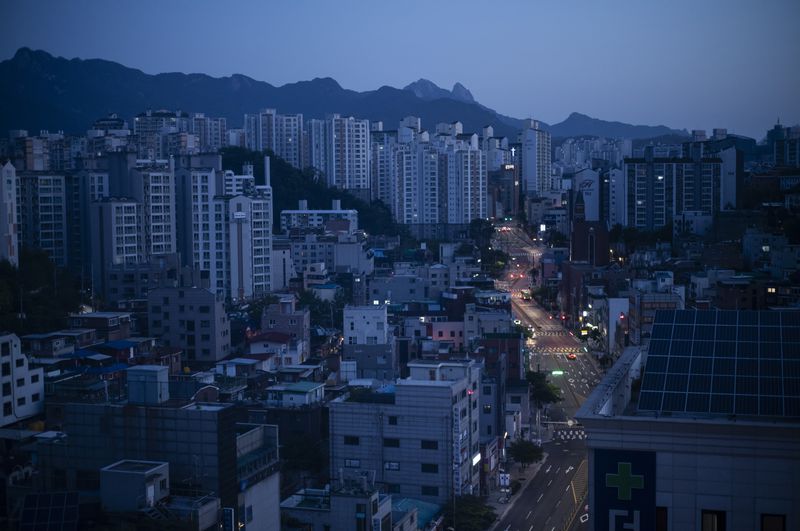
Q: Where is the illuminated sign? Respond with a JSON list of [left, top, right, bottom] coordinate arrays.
[[551, 370, 564, 376], [503, 164, 515, 170], [233, 212, 246, 219], [594, 449, 655, 531], [472, 452, 482, 466]]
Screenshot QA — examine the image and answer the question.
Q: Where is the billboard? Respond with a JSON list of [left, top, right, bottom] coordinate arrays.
[[593, 449, 655, 531]]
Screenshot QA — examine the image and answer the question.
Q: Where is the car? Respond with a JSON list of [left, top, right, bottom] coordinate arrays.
[[566, 353, 577, 360], [513, 319, 522, 325]]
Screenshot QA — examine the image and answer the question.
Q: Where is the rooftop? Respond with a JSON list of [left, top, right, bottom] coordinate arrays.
[[102, 460, 165, 473]]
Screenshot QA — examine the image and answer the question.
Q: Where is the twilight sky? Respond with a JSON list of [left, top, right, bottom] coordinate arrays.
[[2, 0, 798, 139]]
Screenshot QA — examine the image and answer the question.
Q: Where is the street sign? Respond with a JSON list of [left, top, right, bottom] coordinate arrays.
[[499, 472, 511, 487]]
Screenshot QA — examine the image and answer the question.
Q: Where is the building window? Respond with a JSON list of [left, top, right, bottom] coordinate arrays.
[[2, 383, 9, 396], [483, 404, 492, 414], [656, 507, 668, 531], [761, 514, 785, 531], [1, 363, 9, 377], [2, 402, 10, 416], [701, 510, 726, 531], [31, 374, 39, 383], [32, 393, 40, 402], [17, 397, 25, 406], [383, 438, 400, 448], [421, 463, 438, 474], [388, 416, 397, 425], [483, 386, 491, 395], [344, 435, 360, 446], [1, 342, 9, 356], [345, 459, 360, 468], [15, 358, 24, 367], [383, 461, 399, 471], [421, 486, 438, 496], [421, 440, 438, 450], [388, 484, 401, 494], [16, 378, 24, 387]]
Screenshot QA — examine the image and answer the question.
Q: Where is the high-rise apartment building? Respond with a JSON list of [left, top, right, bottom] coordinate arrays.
[[0, 161, 19, 266], [90, 198, 145, 296], [519, 119, 551, 195], [307, 118, 330, 179], [445, 145, 487, 223], [129, 161, 177, 257], [228, 184, 272, 301], [275, 113, 304, 169], [17, 172, 68, 266], [622, 148, 723, 230], [328, 115, 371, 195], [190, 113, 228, 152]]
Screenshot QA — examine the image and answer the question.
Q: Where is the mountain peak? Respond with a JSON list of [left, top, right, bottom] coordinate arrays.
[[404, 78, 475, 103], [403, 78, 450, 101], [451, 82, 474, 103]]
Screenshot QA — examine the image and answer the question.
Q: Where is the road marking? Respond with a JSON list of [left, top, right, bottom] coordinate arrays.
[[526, 510, 532, 520], [529, 526, 534, 531], [537, 493, 544, 502], [547, 479, 552, 486], [545, 465, 551, 473], [555, 466, 561, 474], [565, 484, 571, 492], [556, 499, 561, 507]]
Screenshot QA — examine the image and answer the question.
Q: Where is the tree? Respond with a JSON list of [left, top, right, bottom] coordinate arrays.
[[506, 439, 544, 470], [220, 147, 404, 237], [547, 230, 568, 247], [526, 370, 562, 405], [441, 495, 496, 531], [469, 218, 494, 249]]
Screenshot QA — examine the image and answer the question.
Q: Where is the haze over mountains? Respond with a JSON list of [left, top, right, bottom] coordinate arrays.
[[0, 48, 687, 140]]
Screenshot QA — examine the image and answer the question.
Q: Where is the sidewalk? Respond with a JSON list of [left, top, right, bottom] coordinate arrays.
[[486, 453, 548, 531]]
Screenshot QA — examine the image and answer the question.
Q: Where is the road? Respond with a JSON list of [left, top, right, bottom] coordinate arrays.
[[492, 223, 599, 531]]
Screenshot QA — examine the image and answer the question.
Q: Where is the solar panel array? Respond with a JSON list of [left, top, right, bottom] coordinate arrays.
[[19, 492, 79, 531], [638, 310, 800, 417]]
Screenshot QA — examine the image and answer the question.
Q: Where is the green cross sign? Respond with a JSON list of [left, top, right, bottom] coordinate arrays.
[[605, 462, 644, 501]]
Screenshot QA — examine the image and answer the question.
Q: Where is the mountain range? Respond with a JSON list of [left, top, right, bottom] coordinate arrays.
[[0, 48, 687, 140]]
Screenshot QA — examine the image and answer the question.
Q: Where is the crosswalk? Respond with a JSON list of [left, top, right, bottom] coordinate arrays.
[[532, 346, 577, 354], [554, 428, 586, 441], [535, 330, 570, 337]]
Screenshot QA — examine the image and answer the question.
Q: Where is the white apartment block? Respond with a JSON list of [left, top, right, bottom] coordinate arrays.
[[223, 165, 255, 196], [275, 113, 304, 169], [0, 162, 19, 266], [18, 173, 68, 267], [519, 120, 551, 195], [370, 131, 402, 210], [90, 198, 144, 293], [229, 185, 272, 301], [328, 115, 371, 192], [1, 334, 44, 428], [190, 113, 227, 152], [445, 147, 487, 223], [279, 199, 358, 234], [129, 162, 176, 258], [307, 118, 330, 178], [344, 305, 388, 345]]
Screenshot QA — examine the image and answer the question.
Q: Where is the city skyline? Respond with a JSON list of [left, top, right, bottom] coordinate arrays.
[[1, 0, 799, 139]]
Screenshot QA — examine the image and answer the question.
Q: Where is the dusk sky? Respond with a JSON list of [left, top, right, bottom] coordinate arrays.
[[2, 0, 798, 138]]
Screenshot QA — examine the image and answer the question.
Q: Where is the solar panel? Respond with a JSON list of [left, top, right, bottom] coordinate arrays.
[[637, 310, 800, 418], [19, 491, 79, 531]]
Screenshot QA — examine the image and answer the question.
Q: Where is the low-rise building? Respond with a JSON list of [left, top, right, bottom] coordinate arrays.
[[1, 333, 45, 427]]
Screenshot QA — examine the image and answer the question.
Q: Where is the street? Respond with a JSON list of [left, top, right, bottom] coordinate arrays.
[[492, 223, 600, 531]]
